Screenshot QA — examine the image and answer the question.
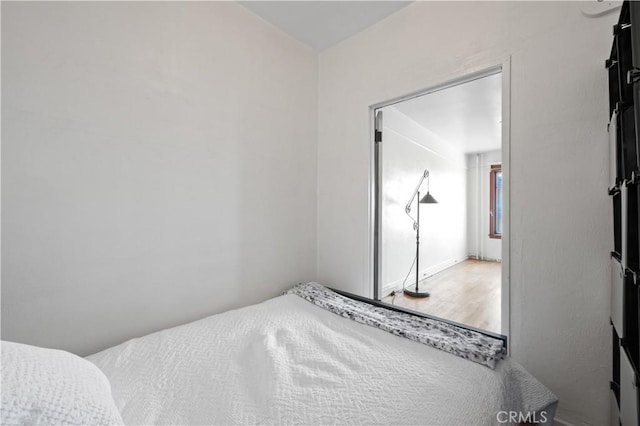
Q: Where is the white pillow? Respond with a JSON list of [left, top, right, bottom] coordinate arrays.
[[1, 340, 124, 425]]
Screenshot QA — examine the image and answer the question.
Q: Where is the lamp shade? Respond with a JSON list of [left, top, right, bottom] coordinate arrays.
[[419, 192, 438, 204]]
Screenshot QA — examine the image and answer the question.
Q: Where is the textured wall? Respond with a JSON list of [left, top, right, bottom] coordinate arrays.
[[317, 2, 615, 423], [2, 1, 318, 356]]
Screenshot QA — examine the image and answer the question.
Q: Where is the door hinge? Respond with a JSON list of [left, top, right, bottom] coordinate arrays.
[[375, 111, 383, 143]]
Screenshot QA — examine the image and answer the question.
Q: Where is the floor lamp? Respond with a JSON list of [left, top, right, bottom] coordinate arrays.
[[404, 169, 438, 298]]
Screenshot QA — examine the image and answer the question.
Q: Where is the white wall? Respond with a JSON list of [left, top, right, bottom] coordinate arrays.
[[1, 2, 318, 356], [467, 150, 502, 262], [317, 2, 614, 424], [381, 107, 467, 295]]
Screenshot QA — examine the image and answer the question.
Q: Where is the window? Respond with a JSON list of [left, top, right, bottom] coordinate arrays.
[[490, 164, 502, 239]]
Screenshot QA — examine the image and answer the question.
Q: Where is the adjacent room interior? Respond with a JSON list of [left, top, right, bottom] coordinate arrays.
[[376, 72, 504, 334]]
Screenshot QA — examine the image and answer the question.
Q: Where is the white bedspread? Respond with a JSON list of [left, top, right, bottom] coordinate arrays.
[[88, 294, 557, 425]]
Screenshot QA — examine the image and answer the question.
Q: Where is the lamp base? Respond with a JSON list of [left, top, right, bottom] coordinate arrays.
[[403, 285, 430, 298]]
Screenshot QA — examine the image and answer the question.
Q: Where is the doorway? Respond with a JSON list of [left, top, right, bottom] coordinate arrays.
[[372, 64, 509, 336]]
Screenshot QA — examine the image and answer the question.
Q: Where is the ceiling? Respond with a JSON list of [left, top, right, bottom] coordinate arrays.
[[393, 73, 502, 154], [239, 1, 412, 51]]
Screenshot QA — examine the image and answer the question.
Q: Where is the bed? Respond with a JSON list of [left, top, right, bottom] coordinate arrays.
[[2, 283, 558, 425]]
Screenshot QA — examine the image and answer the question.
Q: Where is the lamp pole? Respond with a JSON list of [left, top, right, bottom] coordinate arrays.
[[404, 169, 437, 298], [416, 190, 421, 295]]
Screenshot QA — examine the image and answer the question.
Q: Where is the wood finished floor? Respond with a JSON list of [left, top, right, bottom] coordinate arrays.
[[381, 259, 501, 334]]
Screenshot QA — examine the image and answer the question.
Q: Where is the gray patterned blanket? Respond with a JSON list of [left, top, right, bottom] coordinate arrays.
[[285, 282, 506, 368]]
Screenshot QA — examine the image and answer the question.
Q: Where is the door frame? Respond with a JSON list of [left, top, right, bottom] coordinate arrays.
[[368, 57, 512, 339]]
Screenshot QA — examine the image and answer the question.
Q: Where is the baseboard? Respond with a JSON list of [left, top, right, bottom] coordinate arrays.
[[468, 254, 502, 262], [553, 407, 592, 426], [381, 257, 465, 297], [553, 416, 577, 426]]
